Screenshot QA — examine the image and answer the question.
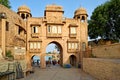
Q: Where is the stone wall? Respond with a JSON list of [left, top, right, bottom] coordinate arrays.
[[0, 60, 11, 72], [0, 4, 26, 59], [0, 60, 27, 73], [92, 43, 120, 59], [83, 58, 120, 80], [0, 20, 1, 47]]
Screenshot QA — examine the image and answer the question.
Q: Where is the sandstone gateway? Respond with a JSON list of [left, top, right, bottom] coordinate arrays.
[[0, 4, 88, 69]]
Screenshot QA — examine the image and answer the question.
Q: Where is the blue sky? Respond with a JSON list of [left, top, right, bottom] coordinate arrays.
[[9, 0, 108, 19], [9, 0, 108, 53]]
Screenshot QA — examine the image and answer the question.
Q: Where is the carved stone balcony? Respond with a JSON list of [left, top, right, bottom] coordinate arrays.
[[69, 34, 77, 38], [29, 49, 41, 53], [67, 49, 78, 53], [31, 33, 39, 38], [47, 33, 62, 38]]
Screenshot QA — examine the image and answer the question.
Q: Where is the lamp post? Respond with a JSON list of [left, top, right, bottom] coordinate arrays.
[[0, 12, 7, 19]]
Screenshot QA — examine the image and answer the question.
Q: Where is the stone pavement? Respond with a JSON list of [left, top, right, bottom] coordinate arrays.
[[17, 65, 97, 80]]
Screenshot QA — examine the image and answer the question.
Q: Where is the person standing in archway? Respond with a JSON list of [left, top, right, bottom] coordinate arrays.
[[37, 59, 40, 68]]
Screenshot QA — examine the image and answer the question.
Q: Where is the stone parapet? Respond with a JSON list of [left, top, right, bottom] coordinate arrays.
[[92, 43, 120, 59], [83, 58, 120, 80]]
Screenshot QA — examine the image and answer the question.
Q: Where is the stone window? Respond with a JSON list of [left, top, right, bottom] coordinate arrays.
[[32, 26, 38, 33], [38, 43, 40, 49], [30, 43, 33, 49], [67, 42, 78, 50], [18, 26, 22, 35], [70, 27, 76, 34], [34, 43, 37, 49], [52, 26, 57, 33], [48, 25, 51, 33], [6, 21, 9, 31], [68, 43, 71, 49], [47, 25, 62, 34], [29, 42, 41, 50], [58, 26, 62, 34]]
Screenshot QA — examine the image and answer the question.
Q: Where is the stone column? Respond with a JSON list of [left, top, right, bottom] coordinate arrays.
[[24, 13, 27, 19], [40, 54, 46, 69], [19, 13, 22, 17], [1, 19, 6, 57]]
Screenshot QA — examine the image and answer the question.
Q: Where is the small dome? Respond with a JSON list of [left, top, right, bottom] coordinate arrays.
[[74, 7, 87, 16], [18, 5, 31, 13]]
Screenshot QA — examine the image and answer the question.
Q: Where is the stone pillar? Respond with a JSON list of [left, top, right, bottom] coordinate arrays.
[[19, 13, 22, 17], [26, 51, 32, 71], [40, 54, 46, 69], [1, 19, 6, 57], [24, 13, 27, 20]]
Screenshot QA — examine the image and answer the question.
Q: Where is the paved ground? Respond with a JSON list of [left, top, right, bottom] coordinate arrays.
[[17, 65, 97, 80]]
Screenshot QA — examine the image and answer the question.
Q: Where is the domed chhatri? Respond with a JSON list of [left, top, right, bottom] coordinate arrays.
[[18, 5, 31, 13], [17, 5, 32, 20], [74, 7, 88, 16]]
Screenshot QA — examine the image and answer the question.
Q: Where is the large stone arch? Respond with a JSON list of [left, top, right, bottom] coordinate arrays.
[[44, 40, 63, 66]]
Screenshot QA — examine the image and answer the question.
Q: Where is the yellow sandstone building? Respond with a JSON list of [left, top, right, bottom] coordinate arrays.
[[0, 4, 88, 69]]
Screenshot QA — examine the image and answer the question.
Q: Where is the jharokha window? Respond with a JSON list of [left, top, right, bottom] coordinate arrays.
[[47, 25, 62, 37], [47, 25, 62, 34], [32, 26, 38, 33], [69, 27, 77, 38], [67, 42, 78, 52], [69, 24, 78, 38], [30, 42, 41, 49], [70, 27, 76, 34], [29, 42, 41, 53], [31, 25, 40, 38], [6, 21, 9, 31]]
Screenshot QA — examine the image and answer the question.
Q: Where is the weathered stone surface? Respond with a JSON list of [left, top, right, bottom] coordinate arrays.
[[92, 43, 120, 59], [83, 58, 120, 80], [0, 4, 26, 59]]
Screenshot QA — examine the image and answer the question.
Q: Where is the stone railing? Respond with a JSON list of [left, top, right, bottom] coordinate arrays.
[[29, 49, 41, 53]]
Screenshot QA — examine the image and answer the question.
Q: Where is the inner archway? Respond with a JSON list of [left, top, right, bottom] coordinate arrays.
[[31, 55, 40, 67], [45, 41, 63, 67], [69, 55, 77, 67]]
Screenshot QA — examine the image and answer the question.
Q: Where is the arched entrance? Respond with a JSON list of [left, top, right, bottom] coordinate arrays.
[[45, 41, 63, 67], [31, 55, 40, 67], [69, 55, 77, 67]]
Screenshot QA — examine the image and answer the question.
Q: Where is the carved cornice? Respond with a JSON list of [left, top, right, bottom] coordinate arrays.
[[67, 39, 79, 42], [29, 38, 42, 42]]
